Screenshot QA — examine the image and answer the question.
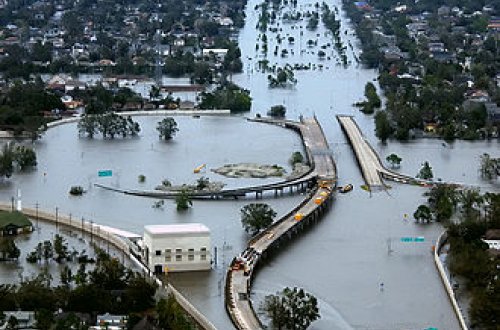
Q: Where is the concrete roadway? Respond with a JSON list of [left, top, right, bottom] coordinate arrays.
[[337, 115, 427, 189], [226, 117, 337, 330]]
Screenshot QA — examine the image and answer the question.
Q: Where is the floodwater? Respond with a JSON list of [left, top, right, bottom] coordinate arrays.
[[0, 220, 135, 286], [1, 0, 499, 329]]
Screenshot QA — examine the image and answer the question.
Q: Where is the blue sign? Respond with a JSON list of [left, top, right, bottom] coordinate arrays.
[[98, 170, 112, 177], [400, 237, 425, 243]]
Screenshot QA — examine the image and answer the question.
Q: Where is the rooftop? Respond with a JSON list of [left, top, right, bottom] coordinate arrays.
[[0, 211, 32, 229], [144, 223, 210, 235]]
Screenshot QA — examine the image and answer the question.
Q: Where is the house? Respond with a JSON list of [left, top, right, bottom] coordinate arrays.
[[47, 74, 87, 93], [90, 313, 127, 330], [143, 223, 211, 273], [485, 102, 500, 123], [0, 311, 36, 328], [0, 211, 33, 236], [179, 100, 195, 109], [483, 229, 500, 250], [54, 312, 92, 327], [466, 90, 490, 103], [61, 95, 84, 110], [437, 5, 450, 17], [202, 48, 228, 61]]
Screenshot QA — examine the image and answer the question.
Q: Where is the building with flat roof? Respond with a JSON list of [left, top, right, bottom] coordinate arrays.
[[143, 223, 211, 273]]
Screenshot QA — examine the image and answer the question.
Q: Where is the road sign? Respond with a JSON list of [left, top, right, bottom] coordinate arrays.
[[98, 170, 112, 177], [400, 237, 425, 243]]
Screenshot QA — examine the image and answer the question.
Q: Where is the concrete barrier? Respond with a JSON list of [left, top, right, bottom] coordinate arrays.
[[45, 109, 231, 130], [434, 231, 468, 330]]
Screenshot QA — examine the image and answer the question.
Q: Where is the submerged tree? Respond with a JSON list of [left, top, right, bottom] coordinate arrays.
[[157, 117, 179, 140], [175, 189, 192, 211], [413, 204, 432, 223], [385, 153, 402, 168], [479, 153, 499, 180], [261, 287, 320, 330], [14, 145, 37, 170], [374, 111, 393, 142], [426, 184, 458, 222], [268, 105, 286, 117], [77, 113, 140, 139], [417, 161, 433, 180], [240, 203, 276, 234]]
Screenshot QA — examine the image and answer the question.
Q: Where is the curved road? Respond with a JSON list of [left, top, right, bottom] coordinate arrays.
[[225, 117, 337, 329]]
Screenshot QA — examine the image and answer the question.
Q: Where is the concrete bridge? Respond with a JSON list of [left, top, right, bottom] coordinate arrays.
[[225, 117, 337, 330], [95, 117, 331, 200], [95, 173, 316, 200], [336, 115, 430, 190]]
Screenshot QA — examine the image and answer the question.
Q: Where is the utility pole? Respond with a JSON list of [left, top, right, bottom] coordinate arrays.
[[55, 207, 58, 230], [35, 202, 39, 229], [90, 220, 93, 243]]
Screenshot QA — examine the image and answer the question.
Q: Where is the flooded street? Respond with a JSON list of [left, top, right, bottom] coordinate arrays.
[[1, 0, 499, 328]]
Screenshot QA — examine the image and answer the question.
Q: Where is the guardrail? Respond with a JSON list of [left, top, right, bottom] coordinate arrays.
[[434, 231, 468, 330]]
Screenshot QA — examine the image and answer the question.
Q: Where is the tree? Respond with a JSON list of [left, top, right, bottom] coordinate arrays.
[[261, 294, 287, 329], [240, 203, 276, 234], [157, 117, 179, 140], [268, 66, 297, 87], [199, 83, 252, 113], [149, 85, 161, 100], [261, 287, 320, 330], [156, 295, 195, 330], [459, 188, 483, 220], [14, 145, 37, 170], [268, 105, 286, 118], [60, 265, 73, 287], [413, 204, 432, 223], [78, 113, 140, 139], [374, 111, 393, 142], [42, 240, 53, 262], [417, 161, 433, 180], [175, 189, 192, 211], [35, 309, 54, 330], [357, 82, 381, 114], [53, 234, 68, 262], [0, 143, 15, 179], [385, 153, 402, 168], [479, 153, 498, 180], [0, 238, 20, 260], [289, 151, 305, 166], [426, 185, 458, 222], [196, 177, 210, 190], [124, 274, 158, 313], [6, 316, 18, 330], [74, 263, 87, 286], [77, 115, 98, 138]]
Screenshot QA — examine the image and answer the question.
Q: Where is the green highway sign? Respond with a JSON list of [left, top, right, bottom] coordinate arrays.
[[98, 170, 113, 177], [400, 237, 425, 243]]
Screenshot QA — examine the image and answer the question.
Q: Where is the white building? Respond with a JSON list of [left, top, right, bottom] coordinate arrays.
[[143, 223, 211, 273]]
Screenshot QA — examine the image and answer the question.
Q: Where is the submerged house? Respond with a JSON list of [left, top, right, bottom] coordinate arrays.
[[0, 211, 33, 236]]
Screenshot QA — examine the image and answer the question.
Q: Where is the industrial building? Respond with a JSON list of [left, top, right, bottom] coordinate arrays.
[[143, 223, 211, 273]]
